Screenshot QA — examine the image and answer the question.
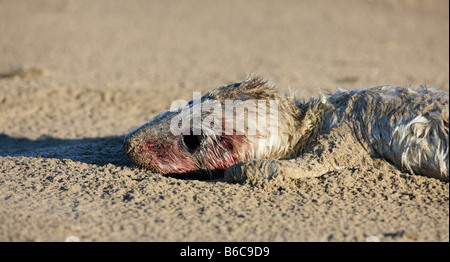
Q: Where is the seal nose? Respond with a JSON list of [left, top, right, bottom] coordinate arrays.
[[123, 134, 135, 155]]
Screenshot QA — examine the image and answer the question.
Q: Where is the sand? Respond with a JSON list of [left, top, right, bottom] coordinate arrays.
[[0, 0, 448, 242]]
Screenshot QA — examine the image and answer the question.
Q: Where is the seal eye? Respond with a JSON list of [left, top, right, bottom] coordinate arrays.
[[182, 135, 201, 152]]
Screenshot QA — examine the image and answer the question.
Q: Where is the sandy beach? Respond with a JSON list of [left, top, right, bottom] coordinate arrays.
[[0, 0, 448, 242]]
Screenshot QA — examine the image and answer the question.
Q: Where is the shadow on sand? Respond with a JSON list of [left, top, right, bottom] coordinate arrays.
[[0, 134, 214, 180], [0, 134, 131, 167]]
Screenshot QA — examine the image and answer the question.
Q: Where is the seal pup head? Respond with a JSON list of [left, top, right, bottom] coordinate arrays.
[[123, 76, 308, 177]]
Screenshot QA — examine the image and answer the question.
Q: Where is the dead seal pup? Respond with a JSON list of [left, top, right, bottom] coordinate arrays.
[[124, 76, 449, 182]]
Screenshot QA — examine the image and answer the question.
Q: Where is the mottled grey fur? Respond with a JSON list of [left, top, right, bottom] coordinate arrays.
[[225, 80, 449, 182]]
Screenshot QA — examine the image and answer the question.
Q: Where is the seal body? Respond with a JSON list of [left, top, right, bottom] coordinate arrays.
[[124, 76, 449, 181]]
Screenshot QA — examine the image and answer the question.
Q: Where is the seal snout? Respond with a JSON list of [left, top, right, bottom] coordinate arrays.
[[123, 134, 133, 155], [123, 130, 146, 166]]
